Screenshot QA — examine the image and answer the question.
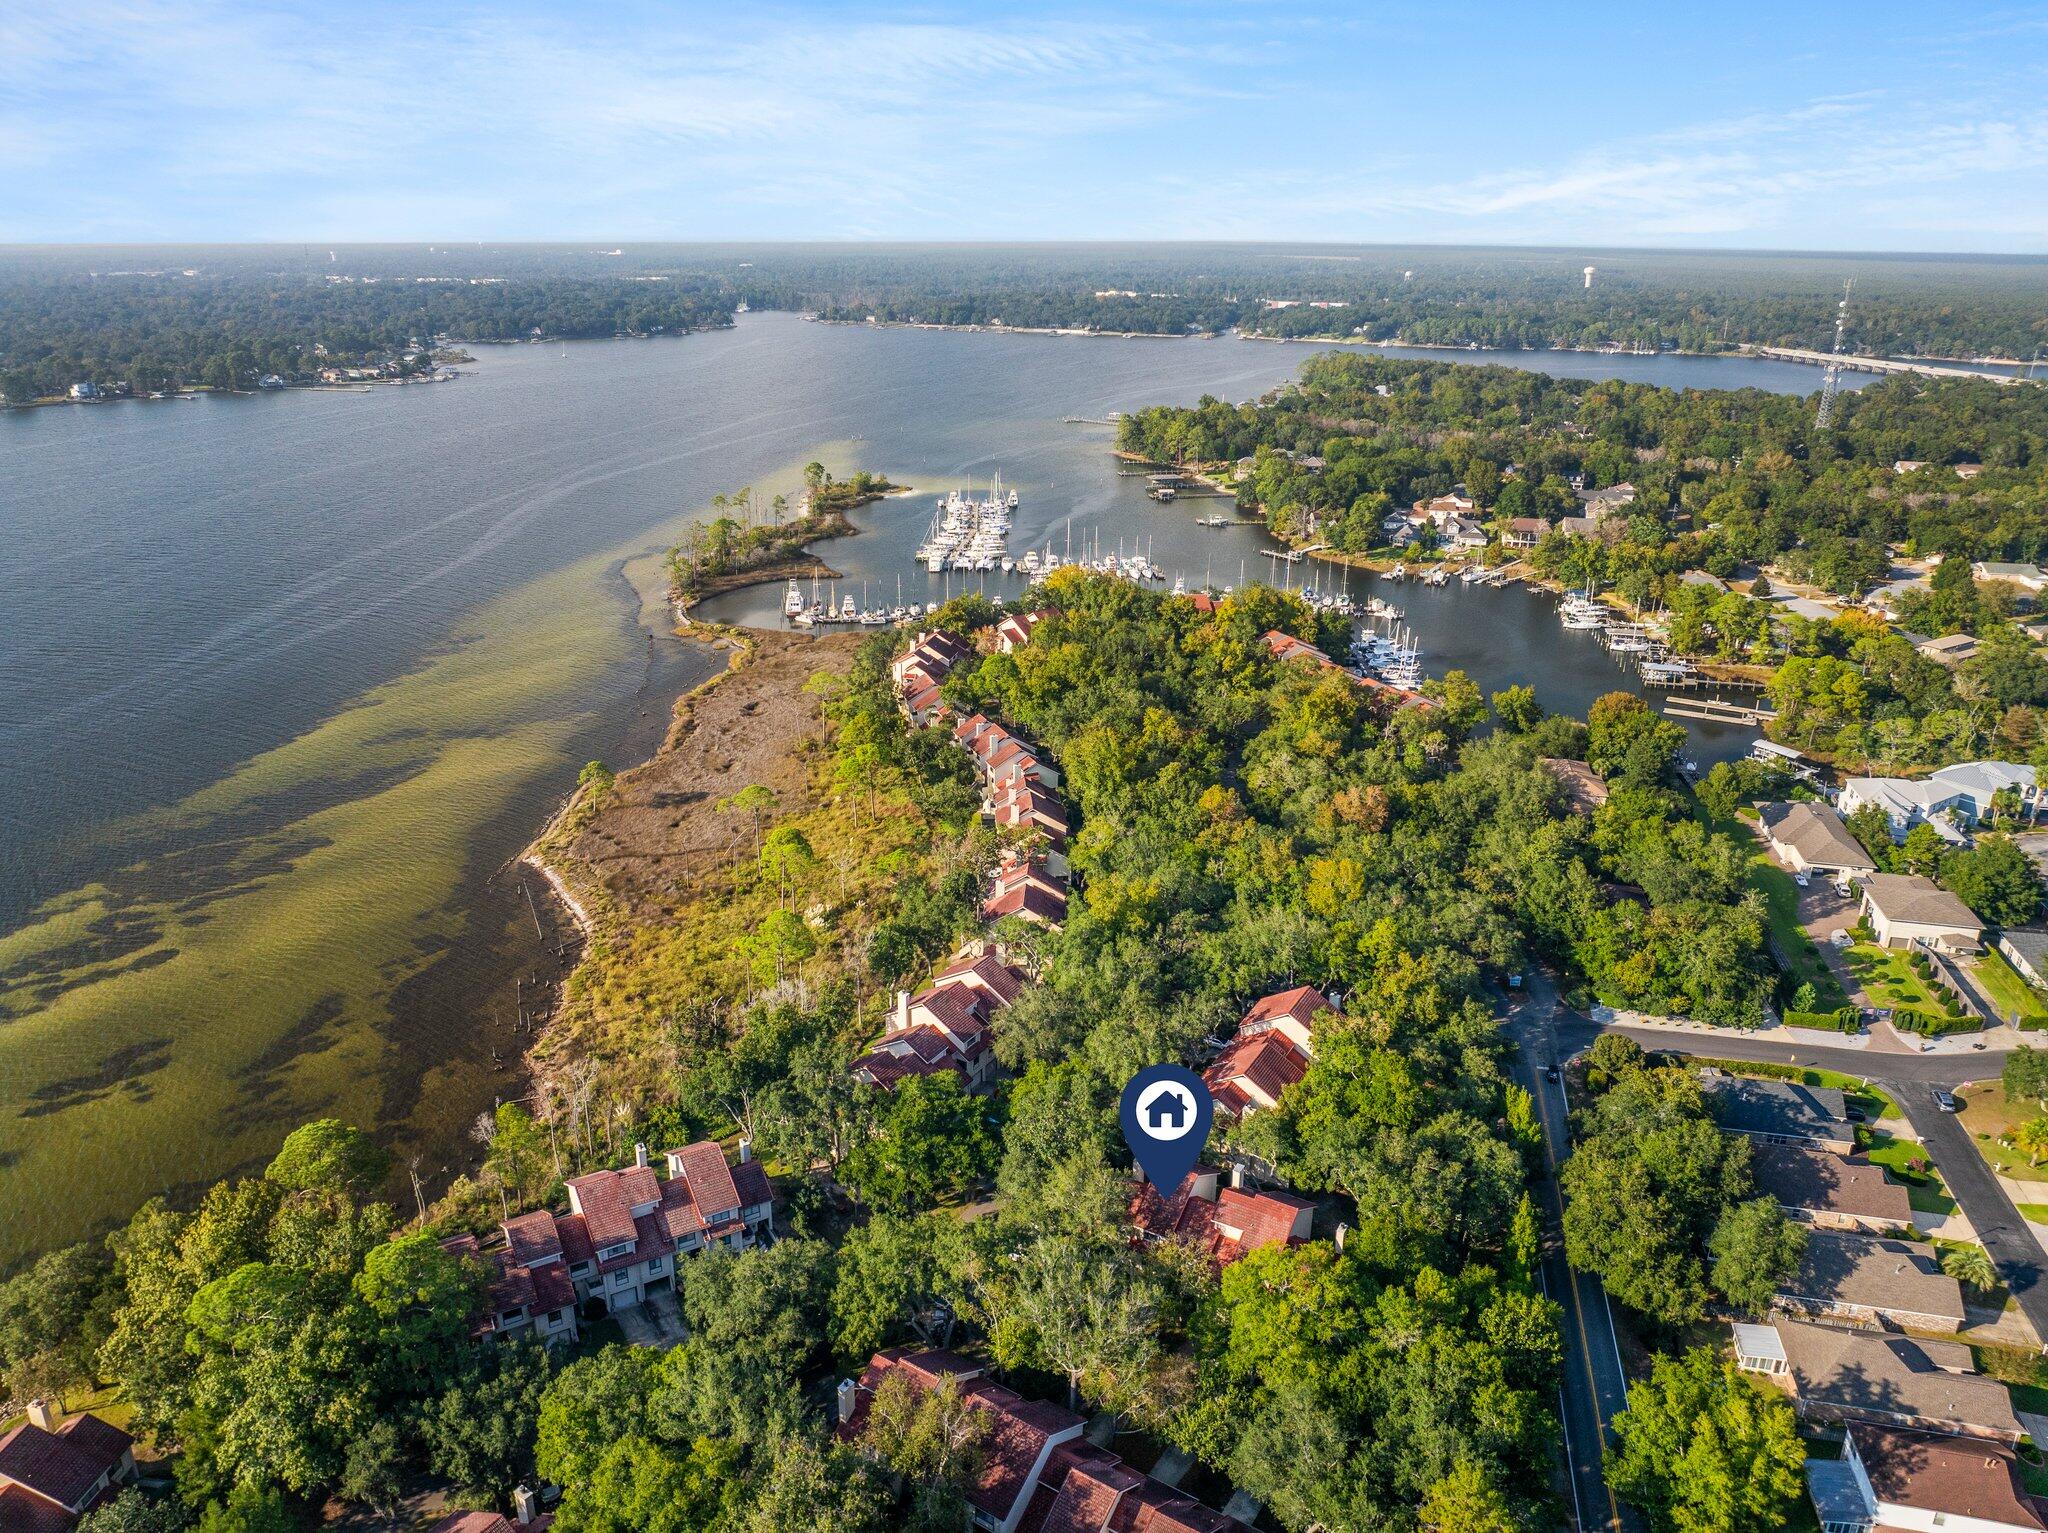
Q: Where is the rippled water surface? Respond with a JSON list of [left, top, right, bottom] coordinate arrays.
[[0, 314, 1843, 1257]]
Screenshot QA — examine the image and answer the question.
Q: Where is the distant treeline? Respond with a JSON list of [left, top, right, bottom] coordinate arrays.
[[5, 242, 2045, 403], [0, 266, 734, 401]]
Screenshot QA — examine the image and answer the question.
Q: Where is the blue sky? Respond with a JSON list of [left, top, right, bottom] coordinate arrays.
[[4, 1, 2046, 249]]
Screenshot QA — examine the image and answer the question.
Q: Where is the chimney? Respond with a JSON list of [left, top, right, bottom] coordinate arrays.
[[1334, 1222, 1349, 1252], [25, 1399, 59, 1432], [894, 989, 910, 1030], [738, 1137, 752, 1164], [837, 1378, 859, 1425], [634, 1142, 649, 1169], [513, 1486, 541, 1526], [1230, 1163, 1247, 1191]]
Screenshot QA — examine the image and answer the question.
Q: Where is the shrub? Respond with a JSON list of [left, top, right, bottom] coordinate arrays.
[[1784, 1007, 1861, 1033], [1893, 1007, 1979, 1037]]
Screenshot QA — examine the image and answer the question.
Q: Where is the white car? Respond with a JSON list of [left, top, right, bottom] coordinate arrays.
[[1794, 871, 1811, 888]]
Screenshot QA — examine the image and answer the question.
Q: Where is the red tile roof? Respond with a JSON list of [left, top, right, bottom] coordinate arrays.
[[502, 1209, 564, 1269], [668, 1141, 741, 1219], [983, 884, 1068, 925], [1262, 630, 1331, 666], [1202, 1031, 1308, 1111], [1130, 1177, 1311, 1266], [0, 1415, 129, 1513], [935, 950, 1028, 1006], [1241, 985, 1330, 1032]]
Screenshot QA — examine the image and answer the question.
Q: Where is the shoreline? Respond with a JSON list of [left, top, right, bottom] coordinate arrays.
[[670, 481, 904, 612]]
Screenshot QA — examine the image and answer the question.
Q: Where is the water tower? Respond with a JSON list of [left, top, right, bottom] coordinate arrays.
[[1583, 266, 1596, 289], [1402, 269, 1414, 283]]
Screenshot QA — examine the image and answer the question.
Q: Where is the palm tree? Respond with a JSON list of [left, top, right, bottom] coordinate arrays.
[[1941, 1244, 2000, 1296]]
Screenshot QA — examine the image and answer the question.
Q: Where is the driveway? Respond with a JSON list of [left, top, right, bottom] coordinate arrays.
[[614, 1289, 688, 1350]]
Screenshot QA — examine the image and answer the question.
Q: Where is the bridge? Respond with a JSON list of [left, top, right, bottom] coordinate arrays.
[[1748, 345, 2031, 385]]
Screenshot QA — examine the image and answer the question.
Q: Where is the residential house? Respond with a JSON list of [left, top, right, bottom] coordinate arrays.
[[892, 630, 972, 692], [1973, 562, 2048, 595], [1749, 1143, 1914, 1233], [1892, 460, 1929, 474], [1839, 762, 2037, 839], [1441, 515, 1488, 552], [427, 1489, 551, 1533], [1859, 874, 1984, 954], [1129, 1165, 1314, 1266], [1913, 632, 1981, 667], [1502, 516, 1549, 548], [1807, 1425, 2046, 1533], [995, 609, 1056, 653], [1759, 801, 1877, 879], [837, 1350, 1250, 1533], [1702, 1073, 1858, 1153], [0, 1405, 136, 1532], [1410, 492, 1474, 525], [1734, 1319, 2022, 1441], [1554, 514, 1600, 538], [1771, 594, 1843, 623], [1262, 630, 1332, 668], [987, 780, 1070, 842], [1540, 757, 1610, 815], [1576, 482, 1638, 522], [453, 1140, 774, 1329], [856, 949, 1027, 1092], [1997, 929, 2048, 991], [982, 857, 1068, 928], [1956, 463, 1985, 480], [1773, 1231, 1966, 1332], [1203, 986, 1331, 1117]]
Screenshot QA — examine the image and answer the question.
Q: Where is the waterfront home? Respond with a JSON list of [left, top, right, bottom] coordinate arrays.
[[1759, 801, 1876, 880], [1733, 1319, 2022, 1441], [1203, 987, 1330, 1118], [1997, 929, 2048, 991], [0, 1405, 136, 1532], [1540, 757, 1611, 815], [1749, 1143, 1914, 1233], [1262, 630, 1332, 668], [1129, 1165, 1314, 1267], [449, 1139, 774, 1333], [1410, 492, 1474, 524], [1701, 1073, 1857, 1153], [1839, 761, 2037, 839], [1807, 1425, 2046, 1533], [1974, 561, 2048, 595], [1442, 515, 1488, 552], [837, 1349, 1250, 1533], [1502, 516, 1549, 548], [995, 609, 1056, 652], [855, 947, 1029, 1093], [1773, 1230, 1966, 1332], [67, 381, 98, 400], [1859, 873, 1984, 954], [1555, 514, 1600, 537]]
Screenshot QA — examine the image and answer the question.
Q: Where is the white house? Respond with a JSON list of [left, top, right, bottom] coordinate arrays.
[[1838, 762, 2037, 841], [1807, 1425, 2045, 1533], [1859, 874, 1984, 954]]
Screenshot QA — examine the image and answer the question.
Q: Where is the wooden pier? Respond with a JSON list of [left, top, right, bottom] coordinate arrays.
[[1662, 696, 1777, 726]]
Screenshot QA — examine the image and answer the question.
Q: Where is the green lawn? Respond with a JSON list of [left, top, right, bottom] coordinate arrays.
[[1864, 1131, 1958, 1214], [1974, 947, 2048, 1029], [2015, 1202, 2048, 1224], [1957, 1086, 2048, 1185], [1844, 942, 1943, 1012]]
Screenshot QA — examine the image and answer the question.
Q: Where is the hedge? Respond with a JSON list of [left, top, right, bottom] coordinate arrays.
[[1892, 1007, 1981, 1037], [1785, 1007, 1862, 1033]]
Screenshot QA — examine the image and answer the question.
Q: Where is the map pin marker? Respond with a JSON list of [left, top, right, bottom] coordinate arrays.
[[1120, 1064, 1214, 1194]]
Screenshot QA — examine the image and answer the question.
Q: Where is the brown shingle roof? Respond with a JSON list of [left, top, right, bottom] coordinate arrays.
[[1751, 1144, 1913, 1224], [0, 1415, 129, 1512], [1780, 1232, 1966, 1325], [1862, 873, 1983, 933], [1774, 1319, 2021, 1437], [1854, 1426, 2044, 1528], [0, 1485, 80, 1533], [668, 1141, 741, 1220]]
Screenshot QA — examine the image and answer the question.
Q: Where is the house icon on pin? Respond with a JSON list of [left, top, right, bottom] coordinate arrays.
[[1146, 1090, 1189, 1132]]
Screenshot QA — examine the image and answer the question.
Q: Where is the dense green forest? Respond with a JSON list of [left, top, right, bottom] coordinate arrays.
[[1, 577, 1817, 1532], [4, 242, 2045, 403]]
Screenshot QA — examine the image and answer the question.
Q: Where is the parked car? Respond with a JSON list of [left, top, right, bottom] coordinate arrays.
[[1933, 1088, 1960, 1112], [1543, 1064, 1562, 1083], [1794, 870, 1811, 887]]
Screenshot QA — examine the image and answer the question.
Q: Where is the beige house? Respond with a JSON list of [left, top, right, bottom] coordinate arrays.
[[1734, 1319, 2021, 1441], [1760, 801, 1876, 878], [1859, 874, 1984, 954]]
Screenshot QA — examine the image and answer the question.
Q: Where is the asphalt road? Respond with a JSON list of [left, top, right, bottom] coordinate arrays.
[[1506, 974, 1638, 1533], [1552, 1019, 2048, 1350]]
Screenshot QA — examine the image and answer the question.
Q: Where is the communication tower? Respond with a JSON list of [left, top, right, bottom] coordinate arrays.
[[1815, 278, 1855, 429]]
